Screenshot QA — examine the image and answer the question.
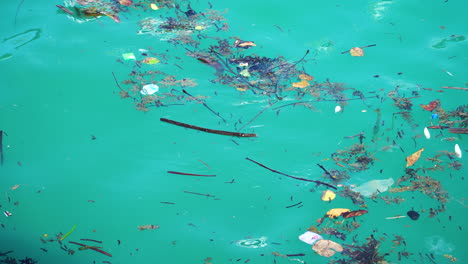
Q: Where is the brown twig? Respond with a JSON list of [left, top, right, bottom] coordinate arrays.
[[245, 158, 337, 189], [160, 118, 257, 137], [167, 171, 216, 177]]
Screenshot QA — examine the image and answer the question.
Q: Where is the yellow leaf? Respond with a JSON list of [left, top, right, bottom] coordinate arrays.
[[325, 208, 350, 219], [406, 148, 424, 167], [150, 3, 159, 10], [350, 47, 364, 57], [292, 80, 310, 88], [299, 73, 314, 81], [321, 190, 336, 201], [142, 57, 160, 64]]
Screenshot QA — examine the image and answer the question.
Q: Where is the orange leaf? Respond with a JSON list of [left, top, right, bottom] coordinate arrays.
[[350, 47, 364, 57], [292, 80, 310, 88], [299, 73, 314, 81], [406, 148, 424, 167], [420, 100, 440, 111]]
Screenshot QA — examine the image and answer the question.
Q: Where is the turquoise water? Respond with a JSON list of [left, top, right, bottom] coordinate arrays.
[[1, 0, 467, 263]]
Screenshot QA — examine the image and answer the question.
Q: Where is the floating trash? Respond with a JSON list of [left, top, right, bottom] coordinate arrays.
[[425, 236, 455, 255], [236, 236, 267, 248], [424, 127, 431, 139], [312, 239, 343, 257], [0, 29, 41, 60], [334, 105, 342, 113], [407, 210, 420, 220], [141, 84, 159, 95], [454, 144, 462, 158], [122, 53, 136, 60], [351, 178, 394, 197], [299, 231, 323, 245]]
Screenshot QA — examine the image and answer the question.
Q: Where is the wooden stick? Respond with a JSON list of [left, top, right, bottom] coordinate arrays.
[[69, 241, 112, 257], [441, 86, 468, 91], [245, 158, 337, 189], [160, 118, 257, 137], [183, 191, 215, 197], [167, 171, 216, 177]]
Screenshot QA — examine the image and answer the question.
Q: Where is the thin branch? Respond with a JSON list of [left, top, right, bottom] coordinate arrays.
[[160, 118, 257, 137], [245, 157, 337, 189]]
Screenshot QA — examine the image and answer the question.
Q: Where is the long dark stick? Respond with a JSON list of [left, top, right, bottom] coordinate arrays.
[[245, 158, 337, 189], [69, 241, 112, 257], [237, 100, 279, 132], [317, 164, 334, 181], [160, 118, 257, 137], [182, 89, 225, 122], [183, 191, 215, 197], [167, 171, 216, 177]]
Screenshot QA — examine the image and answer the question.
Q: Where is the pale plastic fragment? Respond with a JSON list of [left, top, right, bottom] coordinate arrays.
[[351, 178, 394, 197], [335, 105, 342, 113], [141, 84, 159, 95], [299, 231, 323, 245], [424, 127, 430, 139], [454, 144, 462, 158]]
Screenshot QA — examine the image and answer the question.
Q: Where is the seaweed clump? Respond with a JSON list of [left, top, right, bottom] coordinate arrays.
[[331, 236, 388, 264]]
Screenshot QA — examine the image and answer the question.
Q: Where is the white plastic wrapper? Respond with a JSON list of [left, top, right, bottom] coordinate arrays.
[[424, 127, 430, 139], [299, 231, 323, 245], [454, 144, 462, 158]]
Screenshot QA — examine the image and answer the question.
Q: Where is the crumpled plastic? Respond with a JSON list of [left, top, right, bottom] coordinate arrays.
[[312, 239, 343, 257], [351, 178, 394, 197], [299, 231, 323, 245]]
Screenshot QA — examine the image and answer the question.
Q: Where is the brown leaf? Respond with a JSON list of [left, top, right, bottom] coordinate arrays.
[[406, 148, 424, 167]]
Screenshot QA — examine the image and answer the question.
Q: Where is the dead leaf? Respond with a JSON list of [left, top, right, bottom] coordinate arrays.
[[406, 148, 425, 167], [341, 210, 368, 218], [292, 80, 310, 88], [299, 73, 314, 81], [11, 184, 21, 190], [325, 208, 350, 218], [420, 100, 439, 111], [350, 47, 364, 57]]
